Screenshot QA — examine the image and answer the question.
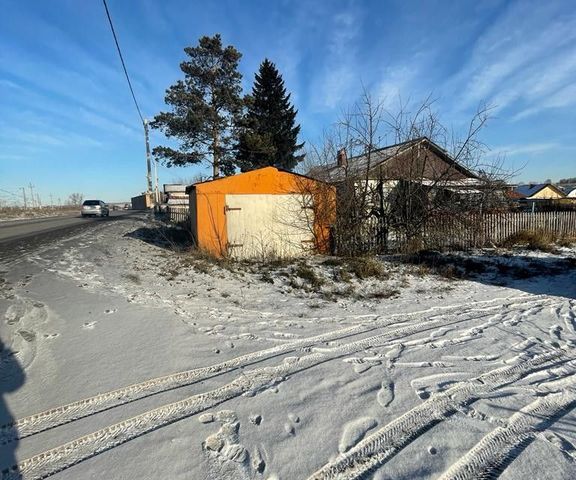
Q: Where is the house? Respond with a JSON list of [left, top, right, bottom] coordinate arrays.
[[513, 183, 566, 200], [559, 185, 576, 198], [308, 137, 492, 209], [512, 183, 567, 211], [307, 137, 493, 253], [185, 167, 334, 259], [309, 137, 481, 187]]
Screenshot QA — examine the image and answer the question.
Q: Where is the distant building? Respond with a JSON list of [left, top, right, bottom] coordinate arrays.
[[514, 183, 566, 200], [559, 185, 576, 198], [131, 193, 154, 210], [512, 183, 567, 211]]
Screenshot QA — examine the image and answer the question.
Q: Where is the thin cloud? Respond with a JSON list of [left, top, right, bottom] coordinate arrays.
[[452, 1, 576, 114], [311, 9, 362, 110], [487, 143, 559, 158], [513, 83, 576, 120]]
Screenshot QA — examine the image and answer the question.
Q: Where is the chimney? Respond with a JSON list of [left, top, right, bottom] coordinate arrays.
[[336, 148, 347, 168]]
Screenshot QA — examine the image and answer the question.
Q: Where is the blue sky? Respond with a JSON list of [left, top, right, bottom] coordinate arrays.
[[1, 0, 575, 204]]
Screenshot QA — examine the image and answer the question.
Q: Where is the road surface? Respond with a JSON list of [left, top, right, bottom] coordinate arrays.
[[0, 210, 139, 262]]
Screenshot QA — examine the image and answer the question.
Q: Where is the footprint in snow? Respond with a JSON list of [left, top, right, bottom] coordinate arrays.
[[283, 413, 300, 436], [104, 308, 117, 315], [198, 413, 214, 424], [82, 321, 97, 330], [249, 414, 262, 425], [202, 408, 259, 475], [338, 417, 377, 453], [377, 377, 395, 407], [549, 325, 562, 341]]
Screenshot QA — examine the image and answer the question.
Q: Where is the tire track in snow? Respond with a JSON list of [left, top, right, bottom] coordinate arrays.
[[438, 384, 576, 479], [306, 349, 574, 480], [1, 295, 545, 444], [0, 323, 363, 444], [0, 299, 546, 480]]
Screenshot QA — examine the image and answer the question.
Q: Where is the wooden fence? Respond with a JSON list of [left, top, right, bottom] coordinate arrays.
[[165, 206, 190, 226], [335, 211, 576, 253], [424, 211, 576, 248]]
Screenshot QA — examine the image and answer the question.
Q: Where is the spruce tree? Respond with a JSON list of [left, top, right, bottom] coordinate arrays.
[[151, 35, 243, 178], [236, 59, 304, 172]]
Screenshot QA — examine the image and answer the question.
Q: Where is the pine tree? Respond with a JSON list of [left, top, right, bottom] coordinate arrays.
[[236, 59, 304, 172], [151, 35, 243, 178]]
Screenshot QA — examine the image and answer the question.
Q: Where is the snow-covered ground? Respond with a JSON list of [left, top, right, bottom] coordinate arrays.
[[0, 208, 78, 223], [0, 215, 575, 479]]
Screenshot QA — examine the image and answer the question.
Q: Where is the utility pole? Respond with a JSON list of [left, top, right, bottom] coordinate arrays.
[[21, 187, 27, 209], [49, 193, 54, 207], [144, 119, 153, 194], [28, 183, 35, 208], [154, 157, 160, 206], [36, 193, 42, 208]]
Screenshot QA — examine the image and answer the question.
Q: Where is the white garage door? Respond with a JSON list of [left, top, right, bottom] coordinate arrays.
[[225, 194, 315, 259]]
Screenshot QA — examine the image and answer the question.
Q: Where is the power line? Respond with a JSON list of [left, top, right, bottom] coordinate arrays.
[[0, 188, 20, 198], [102, 0, 144, 124], [102, 0, 157, 202]]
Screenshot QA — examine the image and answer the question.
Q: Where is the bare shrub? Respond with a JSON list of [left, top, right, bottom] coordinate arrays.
[[305, 89, 514, 255], [67, 193, 84, 206]]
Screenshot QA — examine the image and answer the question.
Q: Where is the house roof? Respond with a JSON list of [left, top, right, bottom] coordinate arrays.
[[307, 137, 480, 184], [513, 183, 566, 199], [558, 184, 576, 196]]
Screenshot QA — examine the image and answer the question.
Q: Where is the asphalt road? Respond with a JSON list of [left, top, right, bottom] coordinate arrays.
[[0, 210, 141, 262]]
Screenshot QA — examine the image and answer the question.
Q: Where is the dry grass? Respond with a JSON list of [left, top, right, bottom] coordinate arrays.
[[294, 263, 325, 289], [121, 272, 141, 285], [179, 247, 236, 274], [558, 236, 576, 247], [321, 257, 346, 267], [402, 250, 487, 280], [399, 237, 425, 255], [366, 288, 400, 299], [345, 257, 388, 280], [499, 229, 558, 252]]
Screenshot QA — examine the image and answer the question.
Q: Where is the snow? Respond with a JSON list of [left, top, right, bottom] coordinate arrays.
[[0, 214, 575, 479], [0, 209, 78, 223]]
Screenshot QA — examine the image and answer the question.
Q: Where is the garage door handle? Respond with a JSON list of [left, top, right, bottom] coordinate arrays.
[[224, 206, 242, 213]]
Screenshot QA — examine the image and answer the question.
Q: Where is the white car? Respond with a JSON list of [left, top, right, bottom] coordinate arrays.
[[81, 200, 110, 217]]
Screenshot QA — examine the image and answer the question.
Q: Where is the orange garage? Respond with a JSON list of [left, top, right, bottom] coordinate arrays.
[[185, 167, 335, 259]]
